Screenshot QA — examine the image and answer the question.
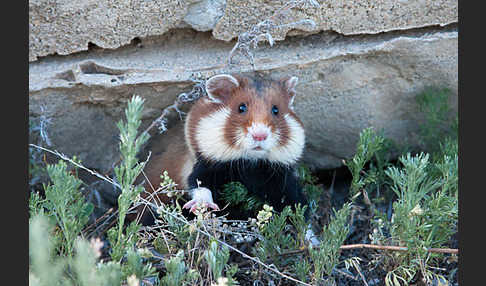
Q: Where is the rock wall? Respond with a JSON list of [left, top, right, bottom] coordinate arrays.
[[29, 0, 458, 173]]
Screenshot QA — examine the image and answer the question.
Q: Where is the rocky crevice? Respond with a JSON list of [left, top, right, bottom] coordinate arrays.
[[29, 23, 457, 172], [29, 0, 458, 173]]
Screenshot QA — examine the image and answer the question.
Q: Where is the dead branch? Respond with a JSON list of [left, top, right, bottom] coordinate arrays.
[[278, 244, 458, 257], [339, 244, 458, 254]]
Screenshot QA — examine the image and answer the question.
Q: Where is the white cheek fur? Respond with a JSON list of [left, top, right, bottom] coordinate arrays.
[[195, 107, 245, 162], [267, 114, 305, 165], [195, 108, 304, 165]]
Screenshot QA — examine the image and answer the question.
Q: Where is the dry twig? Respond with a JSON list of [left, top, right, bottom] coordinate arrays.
[[278, 244, 458, 257], [29, 144, 122, 189], [227, 0, 319, 67]]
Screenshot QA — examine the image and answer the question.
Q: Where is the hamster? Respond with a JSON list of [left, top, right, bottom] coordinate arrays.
[[138, 73, 311, 225]]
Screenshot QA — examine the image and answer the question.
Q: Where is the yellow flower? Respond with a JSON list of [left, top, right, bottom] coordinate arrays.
[[256, 204, 274, 228]]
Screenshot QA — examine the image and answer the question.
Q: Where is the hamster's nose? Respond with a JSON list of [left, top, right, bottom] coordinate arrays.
[[252, 132, 268, 141], [248, 123, 270, 142]]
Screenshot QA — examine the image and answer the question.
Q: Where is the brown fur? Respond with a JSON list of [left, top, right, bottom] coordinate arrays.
[[133, 73, 302, 223], [142, 136, 189, 193], [186, 74, 299, 161], [184, 97, 221, 157], [143, 74, 300, 194], [221, 75, 296, 149]]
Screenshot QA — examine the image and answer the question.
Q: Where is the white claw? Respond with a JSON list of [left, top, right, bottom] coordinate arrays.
[[183, 187, 220, 213]]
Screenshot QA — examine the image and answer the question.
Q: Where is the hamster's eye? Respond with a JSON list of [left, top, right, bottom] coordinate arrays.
[[239, 103, 247, 113], [271, 105, 279, 116]]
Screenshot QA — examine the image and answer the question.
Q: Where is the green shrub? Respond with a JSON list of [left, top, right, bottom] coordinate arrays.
[[309, 203, 352, 283], [254, 205, 297, 264], [29, 214, 123, 286], [160, 250, 199, 286], [382, 151, 458, 285], [344, 99, 458, 285], [347, 128, 458, 285], [415, 87, 456, 153], [297, 164, 324, 213], [33, 160, 93, 257], [29, 96, 158, 286], [220, 181, 264, 213], [345, 127, 386, 200], [252, 202, 352, 284], [204, 239, 230, 280], [108, 95, 150, 262], [29, 215, 65, 286]]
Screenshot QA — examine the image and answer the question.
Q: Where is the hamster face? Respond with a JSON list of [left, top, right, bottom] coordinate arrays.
[[186, 74, 305, 165]]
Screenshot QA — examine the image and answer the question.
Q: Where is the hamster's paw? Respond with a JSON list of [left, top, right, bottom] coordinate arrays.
[[183, 187, 220, 213]]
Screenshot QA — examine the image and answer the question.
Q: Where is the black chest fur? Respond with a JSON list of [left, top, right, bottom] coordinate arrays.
[[187, 158, 308, 219]]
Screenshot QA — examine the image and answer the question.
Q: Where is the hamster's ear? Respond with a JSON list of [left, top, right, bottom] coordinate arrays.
[[205, 74, 240, 103], [282, 76, 299, 107]]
